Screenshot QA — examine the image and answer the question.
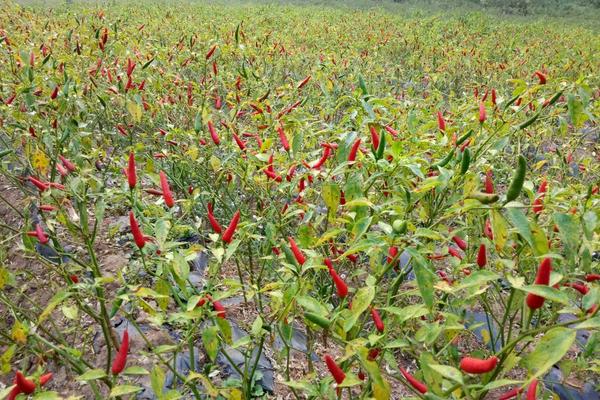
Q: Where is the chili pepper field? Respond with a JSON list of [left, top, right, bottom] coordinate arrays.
[[0, 0, 599, 398]]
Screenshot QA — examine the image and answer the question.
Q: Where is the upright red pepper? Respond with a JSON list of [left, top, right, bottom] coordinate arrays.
[[477, 244, 487, 268], [437, 111, 446, 132], [207, 203, 222, 234], [111, 330, 129, 375], [50, 86, 59, 100], [159, 171, 175, 208], [348, 138, 361, 162], [288, 237, 306, 265], [325, 258, 348, 298], [526, 258, 552, 310], [400, 368, 428, 394], [222, 211, 240, 244], [526, 379, 539, 400], [59, 155, 76, 172], [479, 102, 486, 123], [127, 152, 136, 189], [212, 300, 226, 318], [370, 307, 384, 332], [232, 133, 246, 151], [369, 125, 380, 150], [207, 121, 220, 145], [324, 355, 346, 384], [452, 236, 467, 251], [129, 211, 146, 249], [484, 170, 494, 194], [277, 126, 290, 152], [459, 356, 498, 374], [534, 71, 547, 84], [387, 246, 399, 265]]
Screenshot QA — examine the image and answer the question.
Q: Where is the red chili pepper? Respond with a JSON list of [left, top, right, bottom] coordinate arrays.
[[33, 224, 49, 244], [479, 102, 486, 123], [526, 258, 552, 310], [448, 246, 462, 260], [14, 371, 36, 394], [452, 236, 467, 251], [144, 188, 163, 196], [205, 45, 217, 60], [213, 300, 226, 318], [484, 170, 494, 194], [347, 253, 358, 263], [498, 387, 521, 400], [585, 274, 600, 282], [369, 125, 380, 150], [56, 163, 68, 177], [39, 373, 52, 386], [127, 152, 136, 189], [111, 330, 129, 375], [526, 379, 539, 400], [325, 258, 348, 298], [69, 274, 79, 284], [370, 307, 384, 333], [384, 125, 399, 137], [477, 244, 487, 268], [532, 197, 543, 214], [222, 211, 240, 244], [491, 89, 497, 106], [59, 155, 76, 172], [400, 368, 428, 394], [367, 348, 380, 361], [39, 205, 57, 212], [387, 246, 399, 265], [288, 237, 306, 265], [348, 138, 361, 162], [286, 164, 296, 182], [339, 190, 346, 205], [564, 282, 589, 295], [277, 126, 290, 152], [207, 121, 220, 145], [484, 218, 493, 240], [129, 211, 146, 249], [297, 75, 311, 89], [437, 111, 446, 131], [534, 71, 547, 84], [537, 178, 548, 196], [207, 203, 222, 234], [28, 176, 49, 192], [311, 146, 330, 169], [324, 355, 346, 384], [232, 132, 246, 151], [159, 171, 175, 208], [459, 355, 498, 374], [50, 86, 59, 100]]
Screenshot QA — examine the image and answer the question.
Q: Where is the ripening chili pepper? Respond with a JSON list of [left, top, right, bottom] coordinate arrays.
[[207, 203, 222, 234], [370, 307, 384, 332], [484, 218, 494, 240], [15, 371, 36, 394], [369, 125, 380, 150], [50, 86, 59, 100], [288, 237, 306, 265], [448, 246, 462, 260], [437, 111, 446, 131], [532, 197, 543, 214], [324, 355, 346, 384], [477, 244, 487, 268], [564, 282, 589, 295], [129, 211, 146, 249], [56, 163, 68, 177], [277, 126, 290, 152], [127, 152, 136, 189], [111, 330, 129, 375], [459, 356, 498, 374], [484, 170, 494, 194], [534, 71, 547, 84], [526, 257, 552, 310], [479, 102, 486, 123], [400, 368, 428, 394], [325, 258, 348, 298], [347, 253, 358, 263], [452, 236, 467, 251], [367, 348, 380, 361], [526, 379, 539, 400], [498, 387, 521, 400], [297, 75, 311, 89], [157, 171, 174, 208], [28, 176, 49, 192], [348, 138, 361, 162], [59, 155, 76, 172], [585, 274, 600, 282], [311, 146, 330, 169], [222, 211, 240, 244], [207, 121, 220, 145], [213, 300, 226, 318]]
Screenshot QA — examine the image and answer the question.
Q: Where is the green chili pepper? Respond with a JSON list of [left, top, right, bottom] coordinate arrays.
[[505, 155, 526, 203], [460, 148, 471, 175], [304, 312, 331, 329]]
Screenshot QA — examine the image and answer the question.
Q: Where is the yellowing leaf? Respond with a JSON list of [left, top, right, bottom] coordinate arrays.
[[127, 101, 143, 123], [31, 148, 49, 175]]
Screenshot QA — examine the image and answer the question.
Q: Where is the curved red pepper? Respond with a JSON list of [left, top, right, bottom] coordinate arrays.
[[159, 171, 175, 208], [370, 307, 384, 333], [400, 367, 427, 394], [324, 355, 346, 384], [459, 356, 498, 374], [129, 211, 146, 249], [222, 211, 240, 244], [477, 244, 487, 268], [288, 237, 306, 265], [111, 330, 129, 375], [526, 258, 552, 310]]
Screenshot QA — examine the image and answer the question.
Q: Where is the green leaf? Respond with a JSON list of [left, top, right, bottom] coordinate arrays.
[[490, 210, 509, 252], [429, 364, 463, 384], [39, 290, 71, 322], [358, 348, 390, 400], [406, 248, 435, 311], [480, 379, 522, 391], [123, 366, 149, 375], [454, 270, 499, 290], [522, 327, 576, 380], [381, 304, 428, 323], [77, 368, 107, 381], [506, 208, 534, 248], [573, 316, 600, 330], [518, 285, 570, 305], [553, 213, 579, 260], [344, 285, 375, 332], [202, 326, 219, 362], [322, 182, 340, 217], [110, 385, 143, 397], [150, 366, 166, 398], [32, 392, 61, 400], [351, 216, 372, 242]]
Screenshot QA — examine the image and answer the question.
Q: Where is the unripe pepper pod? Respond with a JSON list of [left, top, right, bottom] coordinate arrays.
[[159, 171, 175, 208], [222, 211, 240, 244], [370, 307, 384, 333], [459, 355, 498, 374], [477, 244, 487, 268], [129, 211, 146, 249], [288, 237, 306, 265], [526, 257, 552, 310], [324, 355, 346, 384], [127, 152, 136, 189], [111, 330, 129, 375], [400, 367, 428, 394]]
